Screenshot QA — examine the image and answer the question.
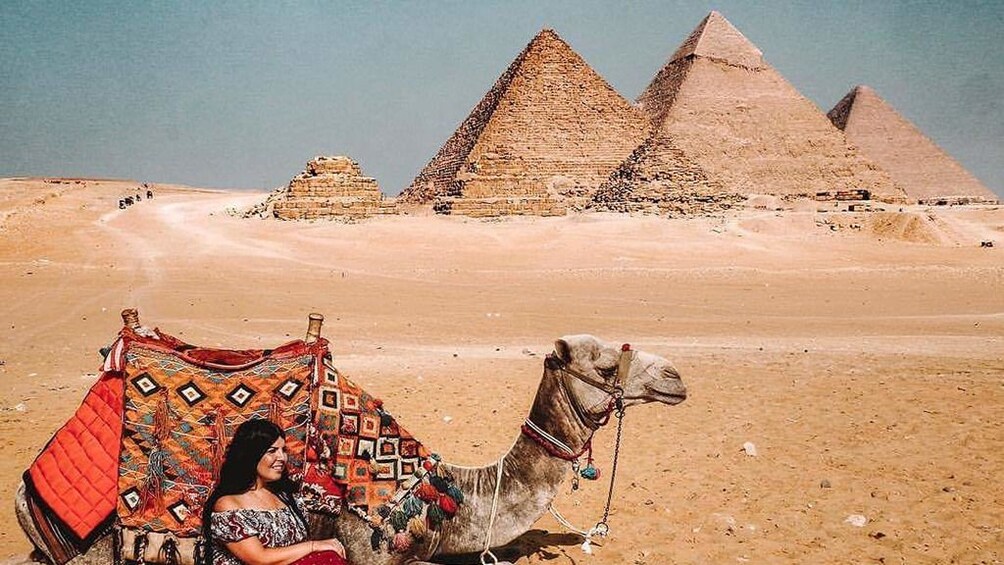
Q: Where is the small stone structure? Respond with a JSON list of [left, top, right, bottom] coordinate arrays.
[[400, 29, 650, 217], [271, 156, 397, 220], [634, 11, 906, 203], [828, 85, 999, 205], [815, 189, 871, 201]]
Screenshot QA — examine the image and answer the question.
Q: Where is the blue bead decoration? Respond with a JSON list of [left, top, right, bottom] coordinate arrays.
[[580, 464, 600, 480]]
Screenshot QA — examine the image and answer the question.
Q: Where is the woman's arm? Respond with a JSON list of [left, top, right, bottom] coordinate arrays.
[[222, 537, 344, 565]]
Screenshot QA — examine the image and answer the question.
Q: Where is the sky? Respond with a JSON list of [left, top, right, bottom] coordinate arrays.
[[2, 1, 1002, 196]]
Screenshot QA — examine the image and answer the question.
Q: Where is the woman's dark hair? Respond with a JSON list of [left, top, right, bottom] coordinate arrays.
[[200, 419, 304, 564]]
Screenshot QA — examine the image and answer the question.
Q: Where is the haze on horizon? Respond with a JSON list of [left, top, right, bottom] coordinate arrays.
[[2, 1, 1002, 197]]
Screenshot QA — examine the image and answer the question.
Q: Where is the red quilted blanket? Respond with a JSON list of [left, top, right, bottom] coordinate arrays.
[[27, 370, 123, 542]]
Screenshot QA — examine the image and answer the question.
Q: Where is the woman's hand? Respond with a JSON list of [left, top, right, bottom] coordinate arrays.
[[313, 538, 346, 558]]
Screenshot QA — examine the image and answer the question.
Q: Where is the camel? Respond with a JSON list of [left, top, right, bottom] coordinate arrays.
[[16, 333, 686, 565]]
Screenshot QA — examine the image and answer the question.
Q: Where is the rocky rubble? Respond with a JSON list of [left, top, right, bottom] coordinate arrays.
[[591, 134, 743, 216]]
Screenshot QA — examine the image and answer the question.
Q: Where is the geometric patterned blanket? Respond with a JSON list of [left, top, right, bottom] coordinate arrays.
[[116, 336, 317, 536], [304, 356, 431, 512], [25, 320, 463, 562], [303, 356, 462, 554]]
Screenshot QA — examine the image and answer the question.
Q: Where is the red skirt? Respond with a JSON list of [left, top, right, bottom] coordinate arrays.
[[290, 550, 349, 565]]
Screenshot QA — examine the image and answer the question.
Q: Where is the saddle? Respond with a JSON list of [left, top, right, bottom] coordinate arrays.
[[24, 311, 461, 564]]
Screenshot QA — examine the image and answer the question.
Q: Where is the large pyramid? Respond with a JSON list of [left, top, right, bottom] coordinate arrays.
[[635, 11, 906, 202], [829, 85, 998, 204], [400, 29, 651, 216]]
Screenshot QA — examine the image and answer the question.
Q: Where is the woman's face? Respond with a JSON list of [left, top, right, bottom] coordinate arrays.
[[256, 436, 287, 483]]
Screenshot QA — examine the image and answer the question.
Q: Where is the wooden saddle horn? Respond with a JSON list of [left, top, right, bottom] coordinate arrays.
[[305, 313, 324, 343]]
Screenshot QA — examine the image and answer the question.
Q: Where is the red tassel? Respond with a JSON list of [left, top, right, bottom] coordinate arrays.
[[153, 389, 170, 442], [269, 393, 283, 428], [211, 409, 228, 481], [391, 532, 412, 552], [142, 449, 167, 515], [146, 477, 164, 516], [437, 493, 458, 517]]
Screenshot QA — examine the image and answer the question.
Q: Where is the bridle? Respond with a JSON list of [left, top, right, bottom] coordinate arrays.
[[544, 343, 634, 398], [511, 344, 634, 558], [520, 344, 633, 459]]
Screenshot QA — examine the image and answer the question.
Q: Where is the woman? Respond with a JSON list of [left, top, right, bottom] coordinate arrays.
[[202, 419, 347, 565]]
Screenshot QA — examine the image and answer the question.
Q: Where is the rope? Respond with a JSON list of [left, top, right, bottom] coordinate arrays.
[[521, 420, 594, 461], [479, 456, 506, 565], [547, 504, 589, 537], [547, 504, 606, 555], [522, 418, 574, 456], [546, 395, 627, 554]]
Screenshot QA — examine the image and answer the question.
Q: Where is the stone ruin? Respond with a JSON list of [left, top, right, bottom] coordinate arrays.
[[828, 85, 998, 205], [399, 29, 650, 217], [268, 156, 397, 220], [632, 11, 907, 203]]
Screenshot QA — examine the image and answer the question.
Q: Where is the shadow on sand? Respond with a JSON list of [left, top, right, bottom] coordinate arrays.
[[436, 529, 586, 564]]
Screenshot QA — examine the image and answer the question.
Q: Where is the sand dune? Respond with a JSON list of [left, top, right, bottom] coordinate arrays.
[[0, 178, 1001, 563]]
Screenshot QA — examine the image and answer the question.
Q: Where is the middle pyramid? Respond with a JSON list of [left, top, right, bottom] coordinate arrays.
[[634, 11, 906, 202], [400, 29, 651, 217]]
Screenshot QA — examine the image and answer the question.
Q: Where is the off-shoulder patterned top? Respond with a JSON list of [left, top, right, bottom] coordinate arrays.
[[209, 496, 308, 565]]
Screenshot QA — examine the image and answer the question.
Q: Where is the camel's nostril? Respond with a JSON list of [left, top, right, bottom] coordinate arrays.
[[662, 367, 681, 380]]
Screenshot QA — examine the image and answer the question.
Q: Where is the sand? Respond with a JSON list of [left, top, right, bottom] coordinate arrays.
[[1, 177, 1002, 563]]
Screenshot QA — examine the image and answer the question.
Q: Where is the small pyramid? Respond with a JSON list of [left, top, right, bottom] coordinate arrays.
[[268, 156, 397, 220], [829, 85, 998, 204], [401, 29, 650, 216], [591, 133, 742, 215], [635, 12, 905, 202]]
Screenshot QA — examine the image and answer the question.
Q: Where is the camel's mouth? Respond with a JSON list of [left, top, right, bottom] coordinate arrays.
[[645, 380, 688, 405]]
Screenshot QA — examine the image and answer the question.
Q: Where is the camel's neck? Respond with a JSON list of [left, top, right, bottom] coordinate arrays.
[[433, 368, 599, 556]]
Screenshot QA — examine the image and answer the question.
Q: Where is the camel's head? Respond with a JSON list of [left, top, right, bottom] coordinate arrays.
[[552, 335, 686, 418]]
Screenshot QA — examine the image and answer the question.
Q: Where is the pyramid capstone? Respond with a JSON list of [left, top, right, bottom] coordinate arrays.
[[668, 11, 765, 70]]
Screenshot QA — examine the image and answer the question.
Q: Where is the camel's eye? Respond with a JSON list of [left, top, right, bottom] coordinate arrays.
[[597, 365, 617, 379]]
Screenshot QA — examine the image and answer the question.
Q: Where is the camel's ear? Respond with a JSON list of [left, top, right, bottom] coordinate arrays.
[[554, 339, 572, 363]]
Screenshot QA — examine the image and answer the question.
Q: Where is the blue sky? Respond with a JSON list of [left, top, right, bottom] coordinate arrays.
[[2, 1, 1001, 196]]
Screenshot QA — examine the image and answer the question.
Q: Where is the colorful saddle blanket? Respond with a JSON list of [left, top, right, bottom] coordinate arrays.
[[24, 327, 324, 562], [25, 322, 462, 564]]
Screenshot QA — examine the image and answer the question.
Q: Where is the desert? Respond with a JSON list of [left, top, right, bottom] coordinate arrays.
[[1, 176, 1002, 563], [4, 5, 1003, 563]]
